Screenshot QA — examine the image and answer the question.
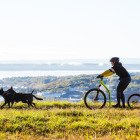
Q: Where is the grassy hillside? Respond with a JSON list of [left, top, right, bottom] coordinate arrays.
[[0, 101, 140, 140]]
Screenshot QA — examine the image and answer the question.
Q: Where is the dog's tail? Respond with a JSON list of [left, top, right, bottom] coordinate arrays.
[[33, 95, 43, 100], [30, 90, 35, 94]]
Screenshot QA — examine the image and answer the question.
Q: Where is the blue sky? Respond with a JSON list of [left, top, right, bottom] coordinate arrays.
[[0, 0, 140, 61]]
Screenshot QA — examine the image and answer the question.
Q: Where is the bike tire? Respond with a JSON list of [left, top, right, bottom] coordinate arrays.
[[127, 94, 140, 109], [84, 88, 106, 109]]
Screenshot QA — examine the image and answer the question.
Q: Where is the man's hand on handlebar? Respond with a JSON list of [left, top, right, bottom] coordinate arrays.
[[96, 75, 103, 79]]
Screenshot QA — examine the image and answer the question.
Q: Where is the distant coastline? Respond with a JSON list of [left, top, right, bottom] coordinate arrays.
[[0, 62, 139, 79]]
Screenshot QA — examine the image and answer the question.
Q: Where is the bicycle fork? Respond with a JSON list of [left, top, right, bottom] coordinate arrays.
[[94, 85, 101, 101], [95, 83, 111, 107]]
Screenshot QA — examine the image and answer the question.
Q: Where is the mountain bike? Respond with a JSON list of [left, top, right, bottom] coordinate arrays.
[[84, 77, 111, 109], [127, 94, 140, 109]]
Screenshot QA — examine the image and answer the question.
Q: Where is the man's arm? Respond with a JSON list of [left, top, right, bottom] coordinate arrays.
[[100, 69, 115, 77]]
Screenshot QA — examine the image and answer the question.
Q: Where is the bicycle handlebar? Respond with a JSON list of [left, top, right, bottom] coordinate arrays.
[[96, 77, 103, 80]]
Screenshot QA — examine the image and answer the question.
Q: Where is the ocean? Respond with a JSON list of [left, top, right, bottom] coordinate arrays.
[[0, 70, 140, 79], [0, 70, 103, 79]]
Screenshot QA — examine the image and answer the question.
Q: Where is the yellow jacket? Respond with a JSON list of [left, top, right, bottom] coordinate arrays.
[[100, 69, 114, 77]]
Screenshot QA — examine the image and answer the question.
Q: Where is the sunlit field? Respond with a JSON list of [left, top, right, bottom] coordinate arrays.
[[0, 101, 140, 140]]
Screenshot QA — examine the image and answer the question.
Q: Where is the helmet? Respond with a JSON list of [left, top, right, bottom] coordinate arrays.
[[110, 57, 119, 63]]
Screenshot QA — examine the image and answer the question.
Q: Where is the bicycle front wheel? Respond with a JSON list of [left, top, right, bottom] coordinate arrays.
[[84, 88, 106, 109], [127, 94, 140, 109]]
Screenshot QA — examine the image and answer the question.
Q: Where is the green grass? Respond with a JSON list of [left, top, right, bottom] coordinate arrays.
[[0, 101, 140, 140]]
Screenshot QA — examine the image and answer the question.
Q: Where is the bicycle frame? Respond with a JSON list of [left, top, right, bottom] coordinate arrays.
[[98, 78, 112, 106]]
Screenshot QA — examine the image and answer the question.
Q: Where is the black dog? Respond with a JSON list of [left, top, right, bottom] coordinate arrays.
[[0, 87, 43, 108], [0, 88, 12, 108]]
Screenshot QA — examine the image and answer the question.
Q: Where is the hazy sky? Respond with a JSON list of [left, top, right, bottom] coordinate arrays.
[[0, 0, 140, 61]]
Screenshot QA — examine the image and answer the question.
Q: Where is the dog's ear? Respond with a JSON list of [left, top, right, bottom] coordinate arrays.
[[0, 88, 3, 91]]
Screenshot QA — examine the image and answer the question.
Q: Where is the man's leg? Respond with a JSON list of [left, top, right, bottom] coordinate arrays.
[[120, 93, 125, 107], [120, 81, 130, 108], [117, 79, 131, 108], [113, 81, 123, 108]]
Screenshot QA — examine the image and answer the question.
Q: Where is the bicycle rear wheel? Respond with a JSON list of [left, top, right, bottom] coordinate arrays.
[[84, 88, 106, 109], [127, 94, 140, 109]]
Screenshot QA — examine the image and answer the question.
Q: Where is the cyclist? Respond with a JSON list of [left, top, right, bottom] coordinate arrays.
[[97, 57, 131, 108]]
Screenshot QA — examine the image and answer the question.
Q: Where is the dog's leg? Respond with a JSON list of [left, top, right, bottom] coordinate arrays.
[[29, 102, 34, 108], [8, 102, 10, 108], [27, 103, 30, 108], [32, 102, 36, 108], [24, 100, 30, 108], [11, 102, 14, 108], [1, 102, 7, 109]]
